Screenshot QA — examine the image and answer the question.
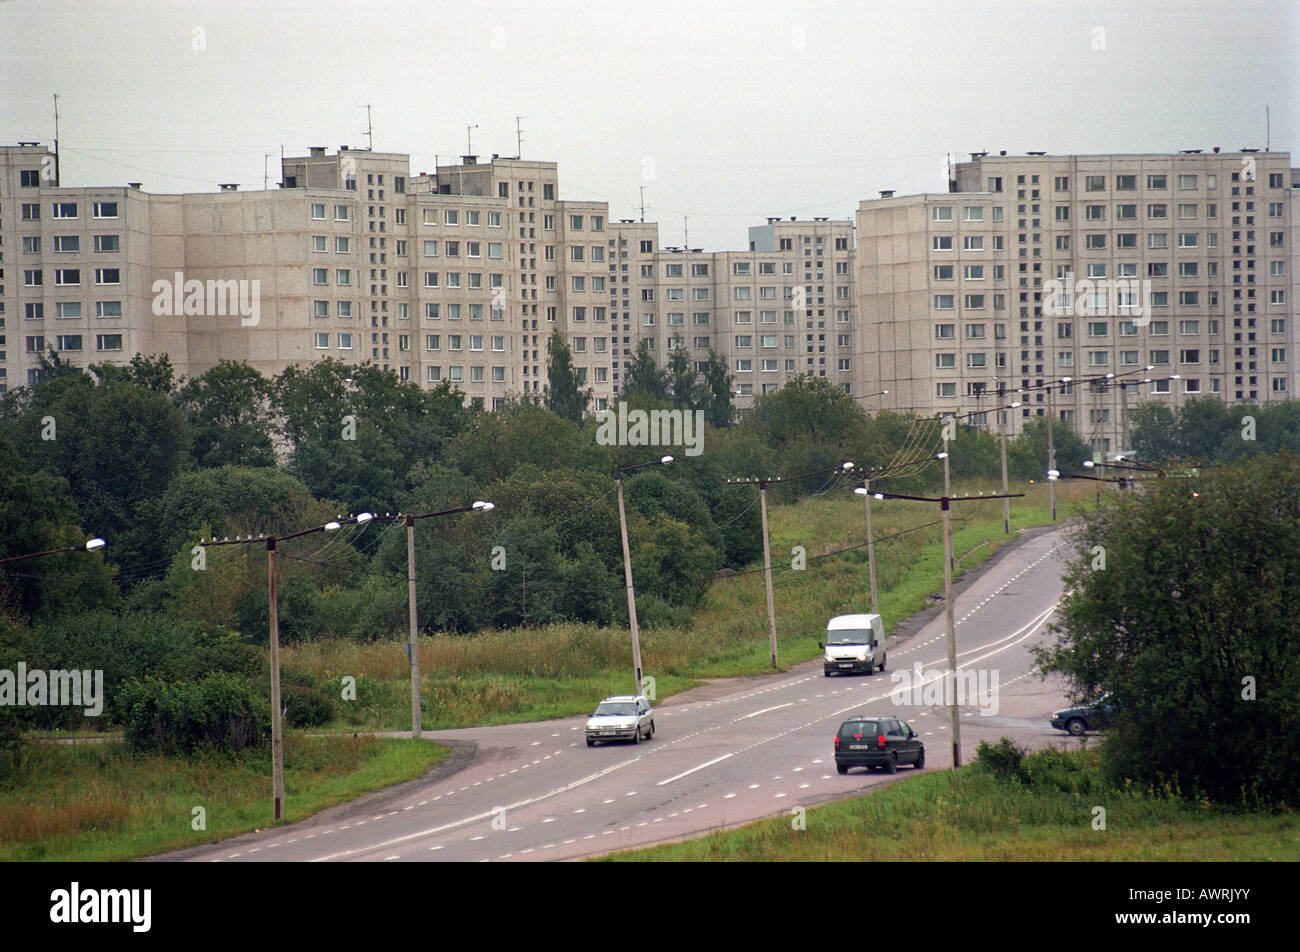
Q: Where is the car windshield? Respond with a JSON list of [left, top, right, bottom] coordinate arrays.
[[839, 720, 879, 738], [827, 629, 872, 645], [594, 702, 636, 717]]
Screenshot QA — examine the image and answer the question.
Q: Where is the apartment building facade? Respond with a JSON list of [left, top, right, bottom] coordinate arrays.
[[858, 150, 1299, 451], [4, 140, 1294, 446]]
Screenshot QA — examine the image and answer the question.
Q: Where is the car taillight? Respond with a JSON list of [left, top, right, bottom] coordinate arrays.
[[877, 735, 887, 750], [834, 736, 840, 749]]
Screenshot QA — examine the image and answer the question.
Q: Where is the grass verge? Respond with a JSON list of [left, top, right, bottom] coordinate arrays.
[[600, 745, 1300, 861], [0, 735, 448, 862]]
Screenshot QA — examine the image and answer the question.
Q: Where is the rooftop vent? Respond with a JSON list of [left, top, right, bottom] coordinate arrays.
[[309, 146, 325, 156], [1241, 147, 1259, 153], [879, 189, 895, 198], [789, 216, 796, 221], [1180, 149, 1203, 154], [999, 150, 1007, 155], [1027, 151, 1046, 156], [128, 182, 142, 189], [970, 152, 988, 160], [462, 154, 477, 165], [218, 183, 239, 191]]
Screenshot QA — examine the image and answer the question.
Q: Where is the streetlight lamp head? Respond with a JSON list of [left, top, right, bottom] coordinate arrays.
[[324, 521, 342, 532], [854, 487, 867, 495], [85, 538, 106, 551], [1083, 460, 1095, 468], [356, 512, 374, 524], [1010, 401, 1022, 408], [1047, 469, 1060, 480], [935, 452, 949, 460], [841, 461, 854, 469], [473, 501, 495, 511], [660, 455, 674, 465], [874, 493, 885, 501]]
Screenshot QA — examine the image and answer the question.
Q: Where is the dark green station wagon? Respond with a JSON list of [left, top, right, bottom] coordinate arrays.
[[834, 715, 925, 774]]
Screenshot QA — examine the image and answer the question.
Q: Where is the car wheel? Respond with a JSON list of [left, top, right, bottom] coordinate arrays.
[[1066, 717, 1086, 736], [631, 725, 640, 744], [647, 721, 655, 740], [879, 653, 886, 672], [824, 670, 832, 677], [586, 737, 595, 747], [884, 753, 898, 774], [837, 764, 848, 775], [914, 747, 925, 769]]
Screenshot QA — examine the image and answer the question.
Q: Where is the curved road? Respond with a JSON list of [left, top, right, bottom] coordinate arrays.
[[176, 526, 1076, 863]]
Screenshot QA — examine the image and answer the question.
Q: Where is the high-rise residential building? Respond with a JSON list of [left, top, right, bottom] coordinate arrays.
[[858, 150, 1298, 452], [3, 140, 1294, 447]]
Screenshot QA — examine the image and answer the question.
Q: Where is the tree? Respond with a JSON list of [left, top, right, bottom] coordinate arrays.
[[1034, 453, 1300, 806], [701, 349, 735, 428], [665, 344, 698, 409], [178, 361, 276, 468], [543, 330, 591, 424], [746, 374, 867, 451], [20, 364, 191, 570], [623, 342, 668, 401], [1007, 416, 1090, 481]]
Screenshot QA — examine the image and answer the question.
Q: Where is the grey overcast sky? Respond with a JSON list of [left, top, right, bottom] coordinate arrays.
[[3, 0, 1296, 250]]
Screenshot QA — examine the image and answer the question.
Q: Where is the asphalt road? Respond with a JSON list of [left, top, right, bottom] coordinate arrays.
[[176, 525, 1078, 863]]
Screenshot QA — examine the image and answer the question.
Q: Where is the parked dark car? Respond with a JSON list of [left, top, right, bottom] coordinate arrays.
[[834, 715, 924, 774], [1050, 696, 1116, 736]]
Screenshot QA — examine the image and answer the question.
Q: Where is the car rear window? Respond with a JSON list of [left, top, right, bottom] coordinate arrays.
[[839, 720, 879, 738]]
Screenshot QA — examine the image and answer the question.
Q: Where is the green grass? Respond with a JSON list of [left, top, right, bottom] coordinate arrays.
[[286, 479, 1094, 731], [0, 735, 449, 862], [601, 747, 1300, 862]]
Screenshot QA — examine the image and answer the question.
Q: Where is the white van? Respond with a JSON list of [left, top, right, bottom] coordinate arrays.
[[820, 613, 885, 677]]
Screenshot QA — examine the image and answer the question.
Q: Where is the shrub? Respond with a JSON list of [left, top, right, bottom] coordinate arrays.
[[975, 737, 1027, 780], [117, 674, 269, 756]]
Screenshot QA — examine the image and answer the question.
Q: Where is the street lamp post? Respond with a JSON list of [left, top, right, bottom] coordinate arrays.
[[869, 486, 1022, 768], [393, 501, 494, 739], [0, 537, 106, 564], [614, 455, 673, 695], [731, 461, 855, 668]]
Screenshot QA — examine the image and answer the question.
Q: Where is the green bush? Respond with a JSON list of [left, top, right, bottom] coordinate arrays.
[[975, 737, 1027, 780], [117, 674, 269, 756]]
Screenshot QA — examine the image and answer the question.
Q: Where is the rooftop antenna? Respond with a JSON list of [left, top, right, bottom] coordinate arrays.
[[515, 116, 525, 158], [52, 93, 60, 186], [361, 104, 373, 150], [684, 216, 689, 248], [264, 153, 273, 190], [1266, 106, 1270, 151], [467, 123, 478, 154], [639, 185, 646, 223]]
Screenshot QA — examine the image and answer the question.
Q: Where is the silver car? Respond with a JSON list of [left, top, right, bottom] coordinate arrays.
[[585, 695, 655, 746]]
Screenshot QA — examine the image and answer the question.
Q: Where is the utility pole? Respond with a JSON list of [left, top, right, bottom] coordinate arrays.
[[870, 480, 1024, 770], [614, 455, 672, 694], [758, 479, 778, 667], [1047, 382, 1058, 521], [515, 116, 525, 158], [729, 461, 855, 669], [862, 474, 879, 614], [1000, 411, 1011, 534], [266, 537, 284, 820], [405, 514, 420, 738], [616, 475, 644, 694]]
